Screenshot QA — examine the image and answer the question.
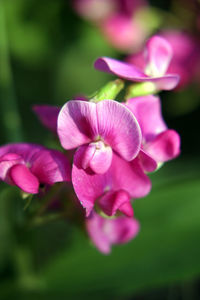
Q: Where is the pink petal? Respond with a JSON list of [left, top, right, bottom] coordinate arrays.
[[9, 164, 39, 194], [33, 105, 60, 133], [97, 100, 142, 161], [94, 56, 146, 79], [98, 190, 133, 217], [126, 95, 167, 142], [0, 153, 24, 180], [72, 149, 151, 216], [145, 129, 181, 162], [89, 142, 113, 174], [77, 142, 113, 174], [138, 150, 157, 172], [145, 35, 173, 76], [30, 149, 71, 184], [57, 100, 98, 150], [94, 57, 179, 90], [86, 212, 140, 254]]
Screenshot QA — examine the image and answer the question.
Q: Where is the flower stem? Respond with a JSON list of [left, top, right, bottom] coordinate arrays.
[[91, 79, 124, 102]]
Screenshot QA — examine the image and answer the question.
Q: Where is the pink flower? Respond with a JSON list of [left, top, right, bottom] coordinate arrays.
[[94, 35, 180, 91], [0, 143, 71, 194], [125, 95, 181, 168], [72, 148, 151, 217], [86, 211, 140, 254], [57, 99, 142, 174], [128, 30, 200, 89]]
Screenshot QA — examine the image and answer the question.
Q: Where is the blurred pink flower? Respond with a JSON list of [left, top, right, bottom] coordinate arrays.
[[128, 30, 200, 89], [125, 95, 181, 168], [95, 35, 180, 91], [86, 211, 140, 254], [0, 143, 71, 194], [57, 99, 142, 174]]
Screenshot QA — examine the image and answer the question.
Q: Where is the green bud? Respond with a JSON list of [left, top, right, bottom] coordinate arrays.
[[125, 82, 157, 99], [91, 79, 124, 103]]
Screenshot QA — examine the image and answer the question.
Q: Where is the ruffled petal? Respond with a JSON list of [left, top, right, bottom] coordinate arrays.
[[138, 150, 157, 172], [57, 100, 98, 150], [145, 35, 173, 76], [126, 95, 167, 142], [145, 129, 181, 162], [97, 100, 142, 161], [33, 105, 60, 133], [9, 164, 39, 194]]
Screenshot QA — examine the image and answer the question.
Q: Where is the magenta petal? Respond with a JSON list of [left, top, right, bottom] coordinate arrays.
[[126, 95, 167, 142], [72, 150, 151, 216], [138, 150, 157, 172], [0, 153, 24, 180], [145, 129, 181, 162], [89, 142, 113, 174], [72, 146, 108, 216], [33, 105, 60, 133], [57, 100, 98, 150], [95, 57, 179, 90], [30, 149, 71, 184], [94, 56, 146, 79], [9, 164, 39, 194], [98, 190, 133, 217], [81, 144, 96, 169], [97, 100, 142, 161], [145, 35, 173, 76], [86, 212, 140, 254]]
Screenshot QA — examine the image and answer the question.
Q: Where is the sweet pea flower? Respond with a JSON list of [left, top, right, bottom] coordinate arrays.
[[86, 211, 140, 254], [72, 148, 151, 217], [94, 35, 180, 91], [128, 30, 200, 89], [57, 99, 142, 175], [0, 143, 71, 194], [125, 95, 181, 168]]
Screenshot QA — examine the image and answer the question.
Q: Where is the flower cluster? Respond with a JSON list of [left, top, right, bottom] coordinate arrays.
[[0, 36, 180, 254]]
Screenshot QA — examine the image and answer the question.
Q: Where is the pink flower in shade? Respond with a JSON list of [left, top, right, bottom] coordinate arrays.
[[94, 35, 180, 91], [0, 144, 71, 194], [125, 95, 181, 168], [128, 30, 200, 89], [57, 99, 142, 175], [86, 211, 140, 254], [72, 147, 151, 217]]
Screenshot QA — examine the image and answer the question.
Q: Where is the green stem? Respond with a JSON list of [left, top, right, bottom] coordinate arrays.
[[0, 1, 23, 142], [125, 82, 158, 99]]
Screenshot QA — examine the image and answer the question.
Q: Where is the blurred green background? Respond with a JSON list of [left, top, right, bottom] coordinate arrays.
[[0, 0, 200, 299]]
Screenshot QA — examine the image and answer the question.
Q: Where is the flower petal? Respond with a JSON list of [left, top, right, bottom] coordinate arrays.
[[145, 35, 173, 76], [72, 150, 151, 216], [98, 190, 133, 217], [9, 164, 39, 194], [145, 129, 181, 162], [126, 95, 167, 142], [86, 212, 140, 254], [30, 149, 71, 184], [0, 153, 24, 180], [33, 105, 60, 133], [57, 100, 98, 149], [95, 57, 179, 90], [97, 100, 142, 161], [138, 150, 157, 172], [89, 142, 113, 174]]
